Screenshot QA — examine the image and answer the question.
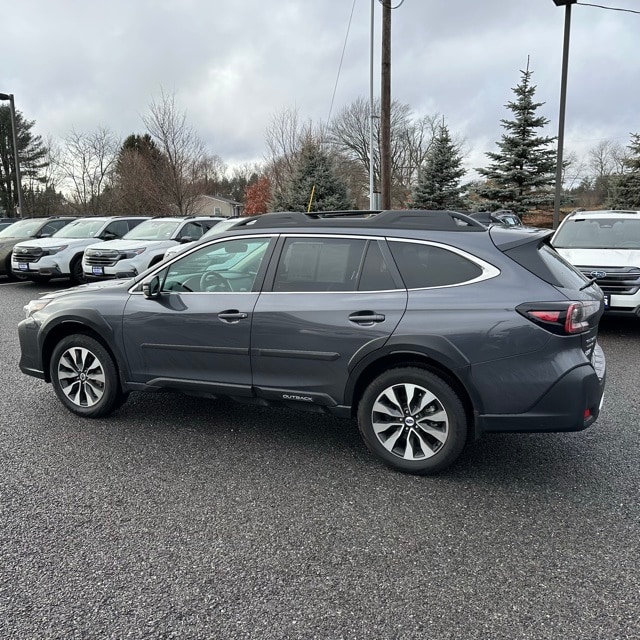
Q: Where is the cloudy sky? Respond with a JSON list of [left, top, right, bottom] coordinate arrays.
[[3, 0, 639, 179]]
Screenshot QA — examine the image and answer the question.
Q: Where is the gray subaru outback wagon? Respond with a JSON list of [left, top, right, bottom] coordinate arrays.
[[18, 210, 606, 474]]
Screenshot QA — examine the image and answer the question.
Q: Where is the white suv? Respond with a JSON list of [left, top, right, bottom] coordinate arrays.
[[552, 209, 640, 316], [82, 216, 223, 280], [11, 216, 147, 284]]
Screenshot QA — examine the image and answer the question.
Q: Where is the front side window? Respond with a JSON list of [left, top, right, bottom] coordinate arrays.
[[178, 221, 207, 240], [273, 237, 367, 292], [160, 237, 271, 293], [104, 220, 130, 238], [388, 240, 483, 289]]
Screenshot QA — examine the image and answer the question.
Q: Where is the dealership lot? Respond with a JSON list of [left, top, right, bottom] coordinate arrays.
[[1, 279, 639, 639]]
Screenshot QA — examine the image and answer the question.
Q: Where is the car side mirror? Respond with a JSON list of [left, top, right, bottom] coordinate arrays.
[[100, 231, 117, 240], [38, 232, 52, 238], [142, 275, 161, 299], [179, 235, 195, 243]]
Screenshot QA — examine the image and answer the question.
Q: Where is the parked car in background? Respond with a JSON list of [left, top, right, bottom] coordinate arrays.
[[161, 216, 257, 261], [83, 216, 224, 280], [552, 209, 640, 317], [0, 216, 77, 280], [469, 210, 524, 228], [18, 210, 606, 475], [0, 217, 18, 232], [11, 216, 148, 284]]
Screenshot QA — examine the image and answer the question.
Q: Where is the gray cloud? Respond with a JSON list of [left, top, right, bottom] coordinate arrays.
[[3, 0, 639, 172]]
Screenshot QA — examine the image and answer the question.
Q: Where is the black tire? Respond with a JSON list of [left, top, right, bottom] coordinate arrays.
[[357, 367, 467, 475], [50, 334, 128, 418], [70, 255, 86, 285]]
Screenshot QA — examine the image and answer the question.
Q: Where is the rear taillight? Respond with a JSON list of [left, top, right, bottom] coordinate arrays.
[[517, 301, 601, 335]]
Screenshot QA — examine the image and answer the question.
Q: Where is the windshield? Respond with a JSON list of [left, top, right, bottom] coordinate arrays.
[[0, 219, 45, 238], [54, 219, 107, 239], [123, 219, 181, 240], [553, 218, 640, 249]]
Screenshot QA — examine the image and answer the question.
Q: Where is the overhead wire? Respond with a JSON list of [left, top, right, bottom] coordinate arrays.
[[577, 2, 640, 14], [309, 0, 357, 212]]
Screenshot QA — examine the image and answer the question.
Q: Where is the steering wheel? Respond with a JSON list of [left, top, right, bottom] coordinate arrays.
[[200, 270, 232, 292]]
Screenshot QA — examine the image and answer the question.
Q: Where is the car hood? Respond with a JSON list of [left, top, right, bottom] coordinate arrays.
[[38, 279, 133, 302], [555, 247, 640, 268], [15, 237, 98, 249], [87, 238, 176, 251]]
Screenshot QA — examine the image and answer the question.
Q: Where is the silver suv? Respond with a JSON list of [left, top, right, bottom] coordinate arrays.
[[11, 216, 146, 284], [552, 209, 640, 316], [83, 216, 223, 279], [18, 210, 606, 475]]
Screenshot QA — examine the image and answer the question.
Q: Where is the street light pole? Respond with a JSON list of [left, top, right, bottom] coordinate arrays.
[[0, 92, 25, 218], [369, 0, 376, 210], [552, 0, 577, 229], [380, 0, 391, 210]]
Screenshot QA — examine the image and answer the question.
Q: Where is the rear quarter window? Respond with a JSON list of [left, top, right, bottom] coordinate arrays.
[[506, 241, 587, 289], [388, 240, 483, 289], [536, 243, 587, 289]]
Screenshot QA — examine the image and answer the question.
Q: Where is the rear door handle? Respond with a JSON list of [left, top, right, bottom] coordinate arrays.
[[218, 310, 249, 322], [348, 311, 386, 325]]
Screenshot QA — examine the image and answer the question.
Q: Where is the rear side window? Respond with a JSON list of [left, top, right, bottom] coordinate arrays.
[[273, 237, 367, 292], [388, 240, 482, 288]]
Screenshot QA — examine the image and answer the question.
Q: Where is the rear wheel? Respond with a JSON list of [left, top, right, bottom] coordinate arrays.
[[357, 367, 467, 475], [50, 334, 128, 417]]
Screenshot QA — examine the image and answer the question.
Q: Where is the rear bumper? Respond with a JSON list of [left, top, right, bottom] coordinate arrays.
[[476, 357, 606, 435]]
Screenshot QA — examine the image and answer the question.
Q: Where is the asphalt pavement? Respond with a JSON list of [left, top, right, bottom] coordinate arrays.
[[1, 279, 639, 639]]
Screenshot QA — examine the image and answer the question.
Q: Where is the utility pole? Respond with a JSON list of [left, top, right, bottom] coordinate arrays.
[[380, 0, 391, 209]]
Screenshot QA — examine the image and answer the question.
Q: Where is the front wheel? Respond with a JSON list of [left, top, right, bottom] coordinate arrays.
[[50, 334, 128, 417], [357, 367, 467, 475], [70, 256, 86, 285]]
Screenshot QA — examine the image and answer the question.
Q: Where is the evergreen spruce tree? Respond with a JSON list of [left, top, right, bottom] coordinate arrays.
[[0, 105, 48, 215], [273, 142, 352, 212], [609, 132, 640, 208], [410, 122, 466, 210], [476, 62, 556, 216]]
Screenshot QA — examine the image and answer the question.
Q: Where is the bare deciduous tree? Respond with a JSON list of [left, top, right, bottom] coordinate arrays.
[[327, 97, 442, 206], [57, 127, 120, 215], [143, 90, 208, 215], [263, 106, 321, 199]]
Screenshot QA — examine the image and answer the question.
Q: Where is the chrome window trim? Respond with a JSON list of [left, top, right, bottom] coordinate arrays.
[[386, 237, 500, 290]]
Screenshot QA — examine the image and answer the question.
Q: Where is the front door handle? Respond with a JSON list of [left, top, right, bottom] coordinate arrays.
[[218, 310, 249, 322], [348, 311, 386, 325]]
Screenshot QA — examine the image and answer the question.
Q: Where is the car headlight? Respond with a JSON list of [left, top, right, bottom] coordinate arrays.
[[43, 245, 68, 255], [122, 248, 146, 259], [24, 299, 51, 318]]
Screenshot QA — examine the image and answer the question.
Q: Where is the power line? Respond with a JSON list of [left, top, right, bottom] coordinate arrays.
[[326, 0, 357, 126], [577, 2, 640, 15]]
